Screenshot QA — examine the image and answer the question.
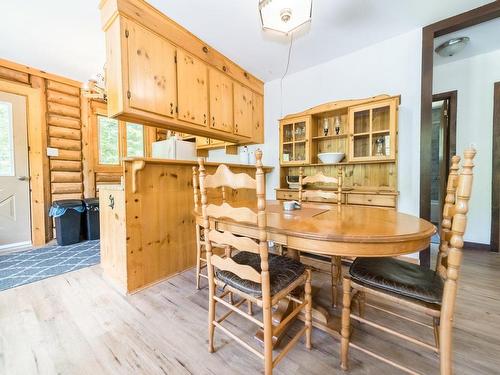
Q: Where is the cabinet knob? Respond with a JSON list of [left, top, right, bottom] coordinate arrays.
[[203, 114, 207, 124], [170, 102, 174, 115]]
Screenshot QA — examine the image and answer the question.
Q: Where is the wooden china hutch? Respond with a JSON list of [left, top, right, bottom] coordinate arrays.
[[277, 95, 400, 208]]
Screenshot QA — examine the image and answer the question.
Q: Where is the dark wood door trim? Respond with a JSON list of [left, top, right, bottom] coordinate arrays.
[[492, 82, 500, 252], [420, 1, 500, 266]]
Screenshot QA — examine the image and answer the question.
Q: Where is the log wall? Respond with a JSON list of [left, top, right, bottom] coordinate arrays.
[[0, 60, 84, 243], [46, 79, 84, 202]]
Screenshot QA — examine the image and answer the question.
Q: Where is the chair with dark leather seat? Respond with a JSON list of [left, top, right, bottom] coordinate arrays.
[[340, 149, 475, 375], [298, 166, 344, 307], [198, 150, 312, 375]]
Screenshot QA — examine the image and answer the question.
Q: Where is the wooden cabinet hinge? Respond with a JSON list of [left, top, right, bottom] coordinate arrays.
[[125, 29, 129, 38], [127, 90, 131, 99]]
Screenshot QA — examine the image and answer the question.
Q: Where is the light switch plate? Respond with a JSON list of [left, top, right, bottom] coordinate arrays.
[[47, 147, 59, 157]]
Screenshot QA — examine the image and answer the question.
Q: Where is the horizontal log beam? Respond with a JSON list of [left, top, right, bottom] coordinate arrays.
[[49, 125, 81, 140], [96, 173, 122, 182], [49, 149, 82, 161], [0, 66, 29, 84], [50, 160, 82, 172], [47, 102, 81, 119], [51, 193, 83, 202], [51, 182, 84, 194], [47, 89, 80, 107], [51, 171, 83, 183], [46, 80, 81, 96], [48, 114, 81, 129], [49, 137, 81, 151]]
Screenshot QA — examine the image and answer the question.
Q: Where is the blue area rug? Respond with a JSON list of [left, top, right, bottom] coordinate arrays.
[[0, 240, 100, 292]]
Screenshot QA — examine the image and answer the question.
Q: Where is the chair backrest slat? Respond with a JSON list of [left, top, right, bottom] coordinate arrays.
[[204, 164, 257, 190], [299, 166, 343, 206], [206, 202, 258, 224], [210, 255, 262, 283], [208, 230, 260, 254]]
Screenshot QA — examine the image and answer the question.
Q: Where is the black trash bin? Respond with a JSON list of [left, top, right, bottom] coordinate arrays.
[[50, 200, 84, 246], [82, 198, 100, 240]]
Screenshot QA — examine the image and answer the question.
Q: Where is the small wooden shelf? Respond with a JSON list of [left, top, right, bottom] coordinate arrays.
[[280, 159, 396, 167], [372, 130, 390, 135], [312, 134, 348, 140]]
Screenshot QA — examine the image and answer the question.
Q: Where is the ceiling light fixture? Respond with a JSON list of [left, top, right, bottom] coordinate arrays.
[[435, 37, 470, 57], [259, 0, 312, 35]]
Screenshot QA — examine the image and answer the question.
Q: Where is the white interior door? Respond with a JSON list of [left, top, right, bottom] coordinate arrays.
[[0, 91, 31, 249]]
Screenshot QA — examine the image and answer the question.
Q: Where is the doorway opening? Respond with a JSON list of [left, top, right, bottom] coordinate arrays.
[[0, 91, 31, 252], [430, 92, 457, 244]]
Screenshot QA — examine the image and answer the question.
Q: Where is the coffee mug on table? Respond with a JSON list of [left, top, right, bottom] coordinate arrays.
[[283, 200, 300, 211]]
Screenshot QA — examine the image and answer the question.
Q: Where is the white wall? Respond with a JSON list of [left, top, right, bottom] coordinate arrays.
[[433, 49, 500, 244], [208, 28, 423, 215]]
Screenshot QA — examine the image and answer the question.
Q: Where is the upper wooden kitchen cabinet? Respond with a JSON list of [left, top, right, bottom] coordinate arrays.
[[252, 93, 264, 143], [208, 68, 233, 133], [233, 82, 253, 138], [100, 0, 264, 144], [123, 19, 177, 118], [177, 50, 209, 127]]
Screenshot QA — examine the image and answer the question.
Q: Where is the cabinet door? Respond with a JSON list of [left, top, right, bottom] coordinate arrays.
[[126, 20, 177, 118], [209, 69, 233, 133], [233, 83, 253, 138], [252, 93, 264, 144], [177, 49, 209, 127], [348, 99, 397, 161]]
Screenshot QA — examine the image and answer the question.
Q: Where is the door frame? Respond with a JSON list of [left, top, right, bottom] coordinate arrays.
[[492, 82, 500, 252], [420, 1, 500, 266], [0, 79, 49, 246]]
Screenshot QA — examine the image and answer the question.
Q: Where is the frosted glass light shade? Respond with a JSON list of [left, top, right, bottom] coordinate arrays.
[[259, 0, 313, 34]]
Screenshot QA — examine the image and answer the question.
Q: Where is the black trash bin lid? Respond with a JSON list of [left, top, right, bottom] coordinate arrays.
[[83, 198, 99, 208], [52, 199, 84, 209]]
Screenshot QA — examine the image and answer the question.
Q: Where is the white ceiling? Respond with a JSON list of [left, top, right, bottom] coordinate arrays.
[[434, 17, 500, 65], [0, 0, 494, 83]]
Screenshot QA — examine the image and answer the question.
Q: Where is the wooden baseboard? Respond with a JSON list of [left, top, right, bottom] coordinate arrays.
[[464, 241, 492, 251]]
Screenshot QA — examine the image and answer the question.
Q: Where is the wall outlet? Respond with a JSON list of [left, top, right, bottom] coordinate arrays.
[[47, 147, 59, 157]]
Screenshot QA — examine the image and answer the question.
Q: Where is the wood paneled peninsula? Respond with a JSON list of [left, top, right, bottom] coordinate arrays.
[[99, 158, 272, 294]]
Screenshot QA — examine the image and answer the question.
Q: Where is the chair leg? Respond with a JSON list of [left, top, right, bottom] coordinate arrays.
[[263, 300, 274, 375], [340, 276, 352, 371], [357, 291, 366, 318], [331, 256, 342, 307], [207, 254, 216, 353], [305, 269, 313, 350], [195, 225, 202, 290], [247, 299, 253, 315], [433, 317, 440, 349], [440, 316, 453, 375]]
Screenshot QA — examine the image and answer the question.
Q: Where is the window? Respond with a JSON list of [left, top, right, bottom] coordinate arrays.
[[126, 122, 144, 157], [95, 113, 147, 167], [0, 101, 14, 176], [98, 116, 120, 165]]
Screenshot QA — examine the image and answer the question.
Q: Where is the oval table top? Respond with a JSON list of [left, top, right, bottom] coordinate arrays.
[[195, 200, 436, 258]]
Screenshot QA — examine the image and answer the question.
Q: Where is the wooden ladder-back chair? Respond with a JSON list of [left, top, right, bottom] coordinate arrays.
[[192, 167, 230, 289], [340, 150, 475, 375], [199, 150, 313, 375], [298, 166, 343, 307]]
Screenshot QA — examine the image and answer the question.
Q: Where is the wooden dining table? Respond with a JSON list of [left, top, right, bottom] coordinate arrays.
[[195, 200, 436, 340]]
